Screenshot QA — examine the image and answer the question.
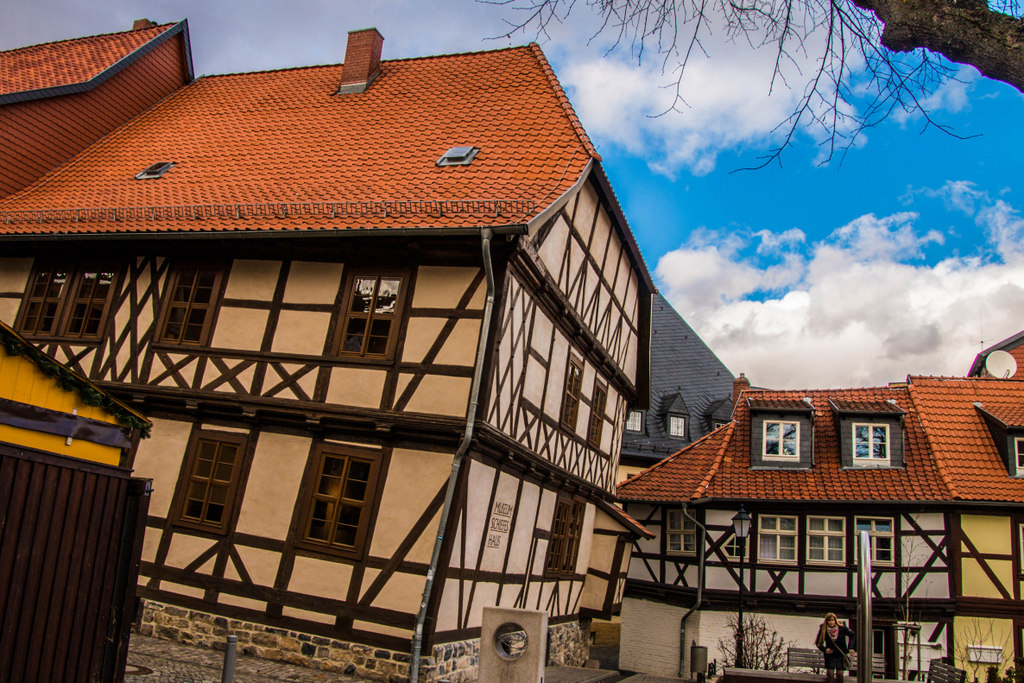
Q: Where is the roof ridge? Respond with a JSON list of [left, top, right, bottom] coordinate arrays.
[[528, 42, 601, 162], [694, 420, 735, 498], [904, 380, 961, 500], [0, 22, 175, 55], [618, 421, 731, 492]]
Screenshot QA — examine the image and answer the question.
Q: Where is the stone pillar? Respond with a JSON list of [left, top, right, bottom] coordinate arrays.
[[479, 607, 548, 682]]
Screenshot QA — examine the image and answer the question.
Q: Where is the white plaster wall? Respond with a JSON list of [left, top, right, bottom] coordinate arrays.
[[619, 597, 685, 677]]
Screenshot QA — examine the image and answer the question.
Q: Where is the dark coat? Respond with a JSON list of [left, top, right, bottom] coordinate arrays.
[[816, 622, 855, 670]]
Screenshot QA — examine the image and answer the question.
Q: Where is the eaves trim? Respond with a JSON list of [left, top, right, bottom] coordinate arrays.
[[0, 20, 192, 106]]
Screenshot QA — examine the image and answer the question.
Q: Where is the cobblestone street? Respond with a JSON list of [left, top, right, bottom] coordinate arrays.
[[126, 634, 374, 682]]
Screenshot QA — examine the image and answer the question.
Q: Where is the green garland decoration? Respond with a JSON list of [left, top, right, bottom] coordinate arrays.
[[1, 327, 151, 438]]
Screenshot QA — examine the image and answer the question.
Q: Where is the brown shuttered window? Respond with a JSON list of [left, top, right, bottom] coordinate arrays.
[[561, 357, 583, 430], [337, 273, 405, 359], [298, 445, 382, 558], [587, 383, 607, 448], [545, 496, 585, 577], [17, 263, 117, 339], [159, 265, 224, 345], [173, 431, 247, 533]]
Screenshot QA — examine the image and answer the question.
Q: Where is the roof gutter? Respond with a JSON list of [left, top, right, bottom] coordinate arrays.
[[409, 223, 526, 682], [0, 223, 530, 243], [679, 503, 706, 678]]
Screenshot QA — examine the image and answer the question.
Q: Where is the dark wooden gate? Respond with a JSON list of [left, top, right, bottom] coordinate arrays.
[[0, 443, 151, 683]]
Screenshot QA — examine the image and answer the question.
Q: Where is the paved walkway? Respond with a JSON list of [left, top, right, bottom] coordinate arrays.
[[125, 633, 686, 682], [125, 634, 373, 682]]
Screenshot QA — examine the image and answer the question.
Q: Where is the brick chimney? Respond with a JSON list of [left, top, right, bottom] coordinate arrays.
[[732, 373, 751, 408], [337, 28, 384, 95], [132, 18, 158, 30]]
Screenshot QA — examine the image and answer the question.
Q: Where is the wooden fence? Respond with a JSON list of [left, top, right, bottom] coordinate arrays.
[[0, 443, 151, 682]]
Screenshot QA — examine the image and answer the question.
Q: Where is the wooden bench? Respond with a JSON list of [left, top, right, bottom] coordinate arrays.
[[927, 659, 966, 683], [787, 648, 824, 672]]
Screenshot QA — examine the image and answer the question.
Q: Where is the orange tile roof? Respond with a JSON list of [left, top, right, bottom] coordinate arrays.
[[907, 376, 1024, 503], [0, 23, 176, 96], [0, 43, 599, 234], [619, 384, 953, 503]]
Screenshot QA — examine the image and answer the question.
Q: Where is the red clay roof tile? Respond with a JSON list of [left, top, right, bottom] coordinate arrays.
[[0, 23, 175, 95], [0, 44, 598, 234], [619, 384, 956, 504]]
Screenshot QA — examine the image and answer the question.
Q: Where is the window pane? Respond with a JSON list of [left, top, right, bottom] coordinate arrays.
[[351, 279, 376, 313], [828, 519, 844, 533], [809, 517, 824, 532], [780, 517, 796, 531], [375, 279, 401, 314]]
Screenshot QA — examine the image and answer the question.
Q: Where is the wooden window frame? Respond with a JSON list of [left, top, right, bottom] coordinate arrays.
[[156, 264, 225, 346], [335, 270, 408, 360], [1014, 437, 1024, 472], [625, 410, 644, 432], [763, 420, 800, 460], [170, 430, 248, 534], [807, 515, 846, 565], [666, 508, 697, 556], [853, 423, 891, 465], [587, 382, 608, 448], [668, 414, 687, 438], [295, 443, 384, 560], [545, 495, 586, 578], [15, 262, 119, 340], [758, 514, 798, 564], [855, 516, 894, 566], [561, 357, 584, 431]]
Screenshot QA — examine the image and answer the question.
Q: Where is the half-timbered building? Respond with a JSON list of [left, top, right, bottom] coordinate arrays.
[[617, 382, 957, 680], [617, 375, 1024, 681], [0, 22, 654, 682]]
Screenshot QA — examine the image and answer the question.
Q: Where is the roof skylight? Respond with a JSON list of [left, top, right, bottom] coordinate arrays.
[[436, 146, 478, 167], [135, 161, 175, 179]]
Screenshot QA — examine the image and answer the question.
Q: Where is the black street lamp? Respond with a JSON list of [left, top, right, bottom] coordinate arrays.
[[732, 506, 752, 669]]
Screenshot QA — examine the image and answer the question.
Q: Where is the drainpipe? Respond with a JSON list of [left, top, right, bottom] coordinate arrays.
[[679, 504, 707, 679], [409, 226, 521, 682]]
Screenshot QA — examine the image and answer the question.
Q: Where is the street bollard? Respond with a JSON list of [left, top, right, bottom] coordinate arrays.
[[221, 634, 237, 683]]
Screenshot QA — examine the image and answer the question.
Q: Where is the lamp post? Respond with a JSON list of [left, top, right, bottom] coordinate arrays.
[[732, 506, 752, 669]]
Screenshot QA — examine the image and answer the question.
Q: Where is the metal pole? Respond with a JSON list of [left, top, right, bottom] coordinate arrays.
[[736, 536, 746, 669], [221, 634, 237, 683], [857, 531, 872, 683]]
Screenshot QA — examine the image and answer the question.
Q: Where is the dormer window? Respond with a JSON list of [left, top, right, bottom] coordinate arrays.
[[626, 410, 643, 432], [853, 423, 890, 464], [748, 398, 813, 469], [436, 146, 479, 166], [1016, 438, 1024, 473], [764, 420, 799, 460], [830, 399, 905, 469], [135, 161, 175, 179], [668, 415, 686, 438]]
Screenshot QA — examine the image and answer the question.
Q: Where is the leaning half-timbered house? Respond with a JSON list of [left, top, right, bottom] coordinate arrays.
[[617, 382, 958, 680], [0, 23, 653, 682]]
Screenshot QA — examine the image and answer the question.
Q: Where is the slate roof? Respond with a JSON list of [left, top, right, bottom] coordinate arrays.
[[620, 293, 734, 462], [0, 22, 178, 99], [0, 42, 599, 234], [619, 382, 951, 503]]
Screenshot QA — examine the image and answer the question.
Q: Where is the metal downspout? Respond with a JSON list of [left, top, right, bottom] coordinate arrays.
[[409, 227, 507, 682], [679, 505, 707, 679]]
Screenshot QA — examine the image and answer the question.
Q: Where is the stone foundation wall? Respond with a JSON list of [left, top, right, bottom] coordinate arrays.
[[547, 618, 592, 667], [139, 599, 588, 681]]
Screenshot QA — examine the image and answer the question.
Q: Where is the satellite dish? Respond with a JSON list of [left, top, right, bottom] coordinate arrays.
[[985, 350, 1018, 378]]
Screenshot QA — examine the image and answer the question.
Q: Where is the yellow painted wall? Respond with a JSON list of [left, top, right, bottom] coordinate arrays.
[[953, 616, 1014, 680], [0, 344, 124, 465], [960, 514, 1013, 598]]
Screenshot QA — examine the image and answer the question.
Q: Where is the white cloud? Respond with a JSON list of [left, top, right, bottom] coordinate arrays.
[[657, 187, 1024, 389]]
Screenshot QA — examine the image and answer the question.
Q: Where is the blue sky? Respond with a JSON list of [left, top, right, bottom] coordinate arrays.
[[5, 0, 1023, 389]]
